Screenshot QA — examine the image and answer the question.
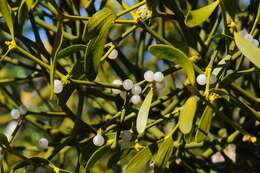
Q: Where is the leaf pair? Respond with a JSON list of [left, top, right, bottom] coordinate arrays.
[[83, 8, 116, 80]]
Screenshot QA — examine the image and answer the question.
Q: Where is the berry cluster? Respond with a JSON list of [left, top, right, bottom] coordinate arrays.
[[10, 105, 27, 119]]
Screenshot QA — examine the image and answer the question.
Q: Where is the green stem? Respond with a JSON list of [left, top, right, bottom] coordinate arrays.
[[116, 1, 146, 17]]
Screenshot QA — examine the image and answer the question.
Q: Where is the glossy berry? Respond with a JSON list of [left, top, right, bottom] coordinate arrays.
[[38, 138, 49, 149], [144, 70, 154, 82], [93, 135, 105, 146], [131, 85, 142, 95], [10, 109, 20, 119], [154, 72, 164, 82], [123, 79, 133, 90], [108, 49, 118, 60], [54, 79, 63, 94], [130, 95, 141, 105], [18, 105, 27, 115], [196, 74, 207, 85], [112, 79, 122, 94]]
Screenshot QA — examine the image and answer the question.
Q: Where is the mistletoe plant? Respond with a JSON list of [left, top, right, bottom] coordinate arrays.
[[0, 0, 260, 172]]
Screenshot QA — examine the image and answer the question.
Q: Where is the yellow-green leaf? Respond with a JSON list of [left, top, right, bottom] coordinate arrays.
[[136, 88, 154, 134], [0, 0, 14, 40], [153, 136, 174, 170], [149, 44, 195, 85], [234, 32, 260, 68], [125, 143, 157, 173], [185, 0, 220, 27], [195, 106, 213, 142], [179, 95, 197, 134]]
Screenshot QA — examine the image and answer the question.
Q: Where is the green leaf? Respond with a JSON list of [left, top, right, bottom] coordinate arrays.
[[136, 88, 154, 134], [185, 0, 220, 27], [57, 44, 87, 59], [84, 145, 110, 172], [195, 106, 213, 142], [220, 68, 255, 85], [0, 0, 14, 40], [18, 0, 28, 27], [234, 32, 260, 68], [179, 95, 197, 134], [50, 21, 64, 98], [125, 143, 157, 173], [84, 8, 116, 80], [0, 133, 9, 148], [153, 137, 174, 170], [149, 44, 196, 85]]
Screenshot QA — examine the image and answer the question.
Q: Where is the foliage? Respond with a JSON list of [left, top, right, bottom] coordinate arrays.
[[0, 0, 260, 172]]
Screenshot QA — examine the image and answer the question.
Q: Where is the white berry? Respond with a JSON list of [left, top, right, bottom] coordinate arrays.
[[154, 72, 164, 82], [108, 49, 118, 60], [112, 79, 122, 94], [54, 79, 63, 94], [123, 79, 133, 90], [38, 138, 49, 149], [18, 105, 27, 115], [131, 85, 142, 95], [10, 109, 20, 119], [130, 95, 141, 105], [144, 70, 154, 82], [93, 135, 105, 146], [196, 74, 206, 85], [155, 81, 165, 90]]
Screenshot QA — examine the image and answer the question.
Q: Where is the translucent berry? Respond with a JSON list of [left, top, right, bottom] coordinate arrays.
[[10, 109, 20, 119], [154, 72, 164, 82], [18, 105, 27, 115], [123, 79, 133, 90], [38, 137, 49, 149], [130, 95, 141, 105], [108, 49, 118, 60], [131, 85, 142, 95], [144, 70, 154, 82], [196, 74, 206, 85], [112, 79, 122, 94], [54, 79, 63, 94], [93, 135, 105, 146]]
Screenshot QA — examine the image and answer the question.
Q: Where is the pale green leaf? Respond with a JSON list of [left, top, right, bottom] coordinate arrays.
[[136, 88, 154, 134], [0, 0, 14, 40], [234, 32, 260, 68], [195, 106, 213, 142], [149, 44, 196, 85], [185, 0, 220, 27], [179, 95, 197, 134]]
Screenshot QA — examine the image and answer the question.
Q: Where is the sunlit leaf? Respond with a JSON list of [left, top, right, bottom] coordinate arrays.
[[179, 95, 197, 134], [149, 44, 196, 85], [185, 0, 220, 27], [195, 106, 213, 142], [234, 32, 260, 68], [136, 88, 154, 134], [0, 0, 14, 40]]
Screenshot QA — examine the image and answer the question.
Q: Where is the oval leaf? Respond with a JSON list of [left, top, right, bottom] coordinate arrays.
[[149, 44, 195, 85], [195, 106, 213, 142], [185, 0, 220, 27], [179, 95, 197, 134], [0, 0, 14, 40], [234, 32, 260, 68], [136, 88, 154, 134]]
